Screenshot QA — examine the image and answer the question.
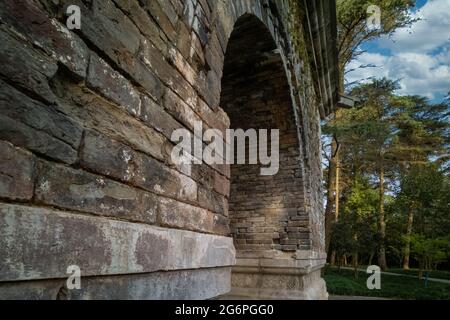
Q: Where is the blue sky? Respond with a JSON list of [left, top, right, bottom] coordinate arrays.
[[346, 0, 450, 102]]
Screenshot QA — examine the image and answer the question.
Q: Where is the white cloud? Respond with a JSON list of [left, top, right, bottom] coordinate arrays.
[[437, 47, 450, 64], [347, 52, 450, 98], [346, 53, 388, 84], [379, 0, 450, 54], [390, 53, 450, 98], [346, 0, 450, 99]]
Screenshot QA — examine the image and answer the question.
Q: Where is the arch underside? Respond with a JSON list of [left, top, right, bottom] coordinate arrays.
[[219, 14, 327, 299], [221, 14, 309, 256]]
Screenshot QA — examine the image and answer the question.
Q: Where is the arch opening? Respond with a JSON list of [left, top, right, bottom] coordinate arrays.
[[220, 15, 309, 262]]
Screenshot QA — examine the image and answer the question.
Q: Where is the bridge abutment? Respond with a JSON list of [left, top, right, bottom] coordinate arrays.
[[0, 0, 338, 299]]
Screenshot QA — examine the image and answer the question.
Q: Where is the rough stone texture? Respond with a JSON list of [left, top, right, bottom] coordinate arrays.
[[140, 95, 185, 140], [230, 268, 328, 300], [86, 53, 142, 118], [0, 26, 58, 103], [158, 196, 214, 233], [80, 130, 198, 204], [0, 79, 82, 164], [0, 141, 35, 201], [0, 0, 89, 78], [0, 203, 235, 281], [222, 16, 310, 252], [0, 0, 337, 299], [35, 160, 158, 224], [0, 267, 231, 300]]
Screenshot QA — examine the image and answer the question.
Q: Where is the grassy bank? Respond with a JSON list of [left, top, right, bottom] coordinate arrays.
[[324, 267, 450, 300], [386, 268, 450, 281]]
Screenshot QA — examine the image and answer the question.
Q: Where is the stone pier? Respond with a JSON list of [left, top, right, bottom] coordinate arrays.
[[0, 0, 339, 299]]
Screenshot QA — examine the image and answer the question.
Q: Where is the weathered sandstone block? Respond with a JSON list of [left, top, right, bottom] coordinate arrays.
[[0, 203, 235, 281], [0, 141, 35, 201]]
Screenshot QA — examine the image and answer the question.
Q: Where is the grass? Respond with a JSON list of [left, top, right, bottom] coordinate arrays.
[[323, 267, 450, 300], [386, 268, 450, 281], [355, 265, 450, 281]]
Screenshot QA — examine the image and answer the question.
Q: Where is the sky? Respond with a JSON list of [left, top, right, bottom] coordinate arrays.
[[345, 0, 450, 102]]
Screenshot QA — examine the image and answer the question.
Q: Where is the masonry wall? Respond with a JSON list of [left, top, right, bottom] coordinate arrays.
[[0, 0, 326, 299], [220, 15, 310, 254]]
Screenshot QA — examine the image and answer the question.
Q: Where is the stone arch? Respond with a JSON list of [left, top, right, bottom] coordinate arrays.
[[218, 13, 322, 299], [211, 1, 296, 90], [221, 13, 308, 255]]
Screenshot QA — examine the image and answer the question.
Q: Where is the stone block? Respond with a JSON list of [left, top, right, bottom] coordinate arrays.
[[35, 161, 157, 224], [213, 214, 230, 236], [196, 98, 229, 133], [158, 197, 214, 233], [204, 33, 224, 76], [87, 53, 142, 117], [140, 0, 178, 42], [0, 203, 235, 281], [0, 80, 82, 149], [53, 81, 166, 162], [164, 87, 201, 131], [80, 130, 136, 183], [80, 130, 197, 203], [71, 0, 164, 100], [0, 0, 89, 78], [0, 115, 78, 165], [0, 28, 58, 104], [135, 153, 198, 203], [111, 0, 168, 55], [0, 80, 82, 164], [156, 0, 179, 27], [191, 164, 215, 188], [140, 95, 184, 140], [0, 267, 231, 300], [0, 141, 35, 201], [198, 186, 228, 216], [214, 171, 230, 197]]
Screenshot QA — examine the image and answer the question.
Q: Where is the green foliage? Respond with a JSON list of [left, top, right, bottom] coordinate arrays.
[[392, 163, 449, 243], [410, 234, 450, 271], [390, 95, 449, 165], [324, 267, 450, 299], [331, 176, 379, 262], [337, 0, 416, 78], [397, 164, 446, 208], [386, 268, 450, 281], [323, 0, 449, 278], [325, 78, 450, 270], [287, 0, 309, 65]]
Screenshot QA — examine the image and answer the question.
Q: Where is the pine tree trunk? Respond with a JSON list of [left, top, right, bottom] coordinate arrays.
[[330, 250, 337, 266], [378, 165, 387, 271], [325, 137, 339, 256], [369, 252, 374, 266], [353, 252, 359, 279], [418, 262, 424, 279], [325, 72, 343, 263], [335, 153, 340, 221], [403, 203, 415, 270]]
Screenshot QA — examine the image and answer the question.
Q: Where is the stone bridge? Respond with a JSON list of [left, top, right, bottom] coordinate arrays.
[[0, 0, 338, 299]]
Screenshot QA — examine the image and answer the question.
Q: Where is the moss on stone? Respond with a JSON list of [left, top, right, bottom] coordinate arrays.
[[287, 0, 310, 65]]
